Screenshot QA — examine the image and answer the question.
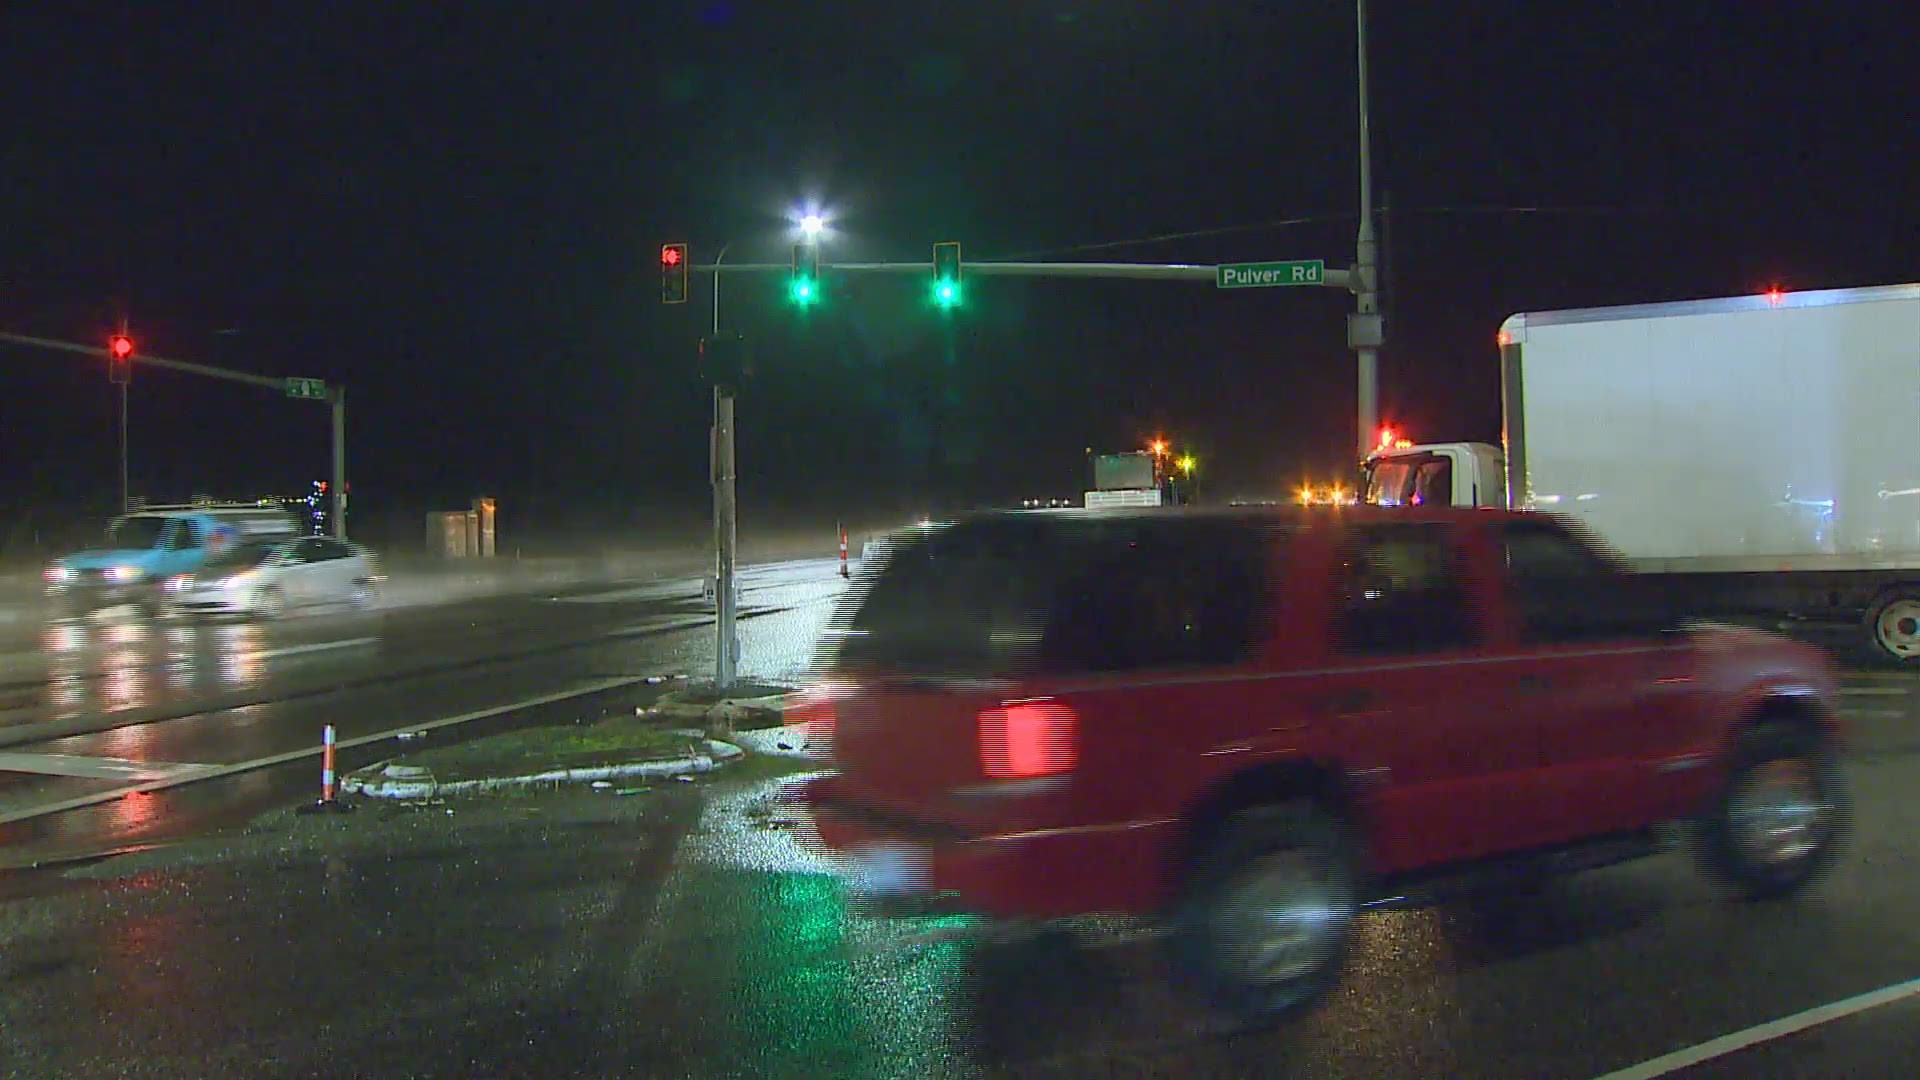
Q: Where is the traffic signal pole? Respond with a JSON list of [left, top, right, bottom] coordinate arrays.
[[0, 330, 350, 535], [710, 245, 739, 693], [691, 260, 1354, 287], [680, 252, 1364, 692], [331, 388, 348, 540], [1351, 0, 1384, 462], [119, 381, 130, 515]]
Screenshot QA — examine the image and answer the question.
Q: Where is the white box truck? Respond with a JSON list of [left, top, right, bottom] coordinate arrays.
[[1363, 281, 1920, 663], [1086, 451, 1165, 509]]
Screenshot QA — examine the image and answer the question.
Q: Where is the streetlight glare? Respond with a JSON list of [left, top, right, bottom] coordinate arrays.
[[799, 214, 825, 237]]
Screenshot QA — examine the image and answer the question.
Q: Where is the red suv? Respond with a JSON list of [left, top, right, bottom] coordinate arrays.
[[793, 507, 1848, 1022]]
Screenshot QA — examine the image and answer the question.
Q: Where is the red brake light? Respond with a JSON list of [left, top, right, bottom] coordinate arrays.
[[979, 699, 1078, 779]]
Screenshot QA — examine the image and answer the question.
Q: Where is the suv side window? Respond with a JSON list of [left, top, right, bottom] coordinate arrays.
[[1332, 523, 1480, 656], [837, 521, 1060, 676], [1042, 520, 1277, 673], [1500, 520, 1669, 643]]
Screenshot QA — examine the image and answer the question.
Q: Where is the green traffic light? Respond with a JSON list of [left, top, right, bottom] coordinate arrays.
[[933, 279, 960, 308], [790, 278, 817, 305]]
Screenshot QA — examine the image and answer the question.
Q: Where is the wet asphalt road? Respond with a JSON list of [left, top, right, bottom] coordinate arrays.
[[0, 558, 848, 865], [2, 598, 1919, 1076]]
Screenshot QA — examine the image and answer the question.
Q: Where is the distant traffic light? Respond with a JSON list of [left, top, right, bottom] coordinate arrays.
[[108, 333, 134, 385], [790, 243, 820, 306], [661, 243, 690, 304], [932, 241, 961, 309]]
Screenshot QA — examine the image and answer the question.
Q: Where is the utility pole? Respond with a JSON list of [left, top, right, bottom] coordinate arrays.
[[1350, 0, 1385, 461]]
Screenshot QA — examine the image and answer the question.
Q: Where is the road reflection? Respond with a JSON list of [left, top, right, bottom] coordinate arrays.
[[23, 609, 350, 722]]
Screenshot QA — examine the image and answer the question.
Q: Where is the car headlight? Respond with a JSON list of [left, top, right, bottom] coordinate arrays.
[[166, 575, 193, 593], [45, 565, 71, 584], [226, 570, 257, 589], [109, 565, 142, 583]]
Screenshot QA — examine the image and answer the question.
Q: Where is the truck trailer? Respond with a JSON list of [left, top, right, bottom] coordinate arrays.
[[1362, 281, 1920, 663], [1085, 451, 1165, 509]]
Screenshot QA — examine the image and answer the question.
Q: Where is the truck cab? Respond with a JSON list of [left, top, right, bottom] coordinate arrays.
[[1363, 441, 1506, 510]]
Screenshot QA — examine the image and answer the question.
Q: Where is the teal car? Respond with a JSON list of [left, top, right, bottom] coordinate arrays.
[[46, 507, 302, 616]]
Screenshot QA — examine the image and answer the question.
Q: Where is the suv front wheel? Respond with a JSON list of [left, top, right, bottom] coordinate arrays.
[[1692, 723, 1848, 900], [1171, 800, 1358, 1025]]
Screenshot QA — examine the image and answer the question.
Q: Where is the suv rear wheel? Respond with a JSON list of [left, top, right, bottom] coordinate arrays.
[[1171, 801, 1357, 1025], [1692, 723, 1848, 899]]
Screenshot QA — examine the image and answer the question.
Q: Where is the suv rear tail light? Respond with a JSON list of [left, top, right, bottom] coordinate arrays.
[[979, 699, 1078, 779]]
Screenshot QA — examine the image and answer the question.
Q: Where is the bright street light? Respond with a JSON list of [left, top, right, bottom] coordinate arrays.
[[799, 213, 825, 238]]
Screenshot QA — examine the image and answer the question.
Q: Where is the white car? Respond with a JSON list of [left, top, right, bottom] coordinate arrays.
[[169, 537, 381, 619]]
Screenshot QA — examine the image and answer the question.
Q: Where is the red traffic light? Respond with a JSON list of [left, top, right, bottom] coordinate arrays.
[[109, 334, 134, 359], [661, 242, 690, 304]]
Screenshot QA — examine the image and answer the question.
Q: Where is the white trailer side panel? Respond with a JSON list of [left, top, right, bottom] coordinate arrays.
[[1509, 286, 1920, 570]]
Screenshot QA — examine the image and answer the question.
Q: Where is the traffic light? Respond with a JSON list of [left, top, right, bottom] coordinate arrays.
[[790, 243, 820, 306], [932, 241, 961, 309], [661, 243, 690, 304], [108, 333, 134, 385]]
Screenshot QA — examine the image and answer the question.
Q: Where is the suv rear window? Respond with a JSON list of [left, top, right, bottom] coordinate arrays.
[[834, 515, 1283, 677]]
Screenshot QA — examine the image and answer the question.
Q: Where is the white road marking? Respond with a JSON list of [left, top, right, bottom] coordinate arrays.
[[259, 636, 379, 661], [0, 752, 216, 782], [1592, 976, 1920, 1079], [557, 582, 704, 605], [1839, 686, 1909, 697], [1838, 707, 1907, 720], [0, 674, 650, 827], [610, 617, 719, 638]]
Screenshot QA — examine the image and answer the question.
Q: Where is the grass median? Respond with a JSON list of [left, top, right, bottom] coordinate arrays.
[[351, 685, 809, 795], [391, 714, 713, 784]]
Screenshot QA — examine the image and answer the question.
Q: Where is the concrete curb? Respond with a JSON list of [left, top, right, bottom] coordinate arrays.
[[639, 689, 798, 730], [341, 739, 745, 800]]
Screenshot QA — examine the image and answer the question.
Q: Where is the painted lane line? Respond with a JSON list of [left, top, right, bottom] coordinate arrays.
[[0, 751, 217, 782], [0, 674, 648, 827], [1838, 686, 1909, 697], [1591, 976, 1920, 1080], [1838, 707, 1907, 720], [610, 618, 716, 638], [259, 636, 379, 661]]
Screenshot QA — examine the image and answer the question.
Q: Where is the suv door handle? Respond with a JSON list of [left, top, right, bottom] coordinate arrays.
[[1314, 689, 1378, 715]]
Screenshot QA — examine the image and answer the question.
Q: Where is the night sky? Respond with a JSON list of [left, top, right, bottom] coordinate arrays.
[[3, 2, 1915, 545]]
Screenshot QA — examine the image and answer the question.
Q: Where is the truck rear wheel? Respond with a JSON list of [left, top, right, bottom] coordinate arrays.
[[1863, 588, 1920, 666], [1170, 801, 1357, 1026]]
